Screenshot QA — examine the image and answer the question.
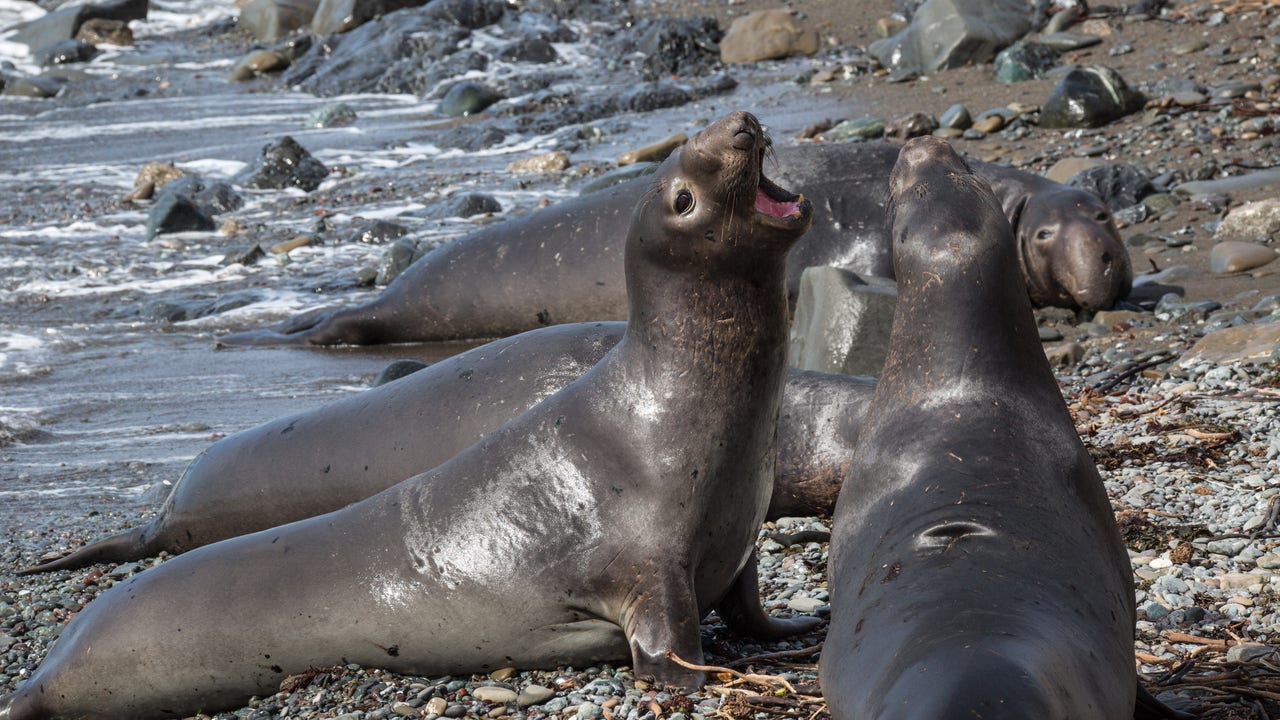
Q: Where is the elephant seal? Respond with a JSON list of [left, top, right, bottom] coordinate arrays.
[[21, 324, 874, 575], [0, 110, 817, 719], [217, 142, 1130, 347], [818, 137, 1138, 718]]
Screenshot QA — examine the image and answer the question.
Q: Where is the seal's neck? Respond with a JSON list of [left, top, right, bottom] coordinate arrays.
[[881, 245, 1057, 401]]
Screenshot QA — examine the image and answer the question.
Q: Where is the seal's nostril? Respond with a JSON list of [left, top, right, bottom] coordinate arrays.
[[1101, 252, 1113, 265], [733, 130, 755, 150]]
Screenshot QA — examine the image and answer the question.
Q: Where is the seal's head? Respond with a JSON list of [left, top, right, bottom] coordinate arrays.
[[1013, 189, 1132, 312], [887, 136, 1013, 286], [629, 111, 813, 275]]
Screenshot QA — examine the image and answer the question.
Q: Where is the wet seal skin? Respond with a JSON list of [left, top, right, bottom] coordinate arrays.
[[21, 324, 874, 575], [216, 141, 1130, 347], [818, 137, 1182, 720], [0, 111, 820, 719]]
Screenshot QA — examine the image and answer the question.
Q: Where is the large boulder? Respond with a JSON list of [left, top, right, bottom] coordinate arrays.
[[238, 0, 320, 42], [311, 0, 419, 35], [238, 136, 328, 191], [1040, 65, 1145, 128], [719, 9, 818, 64], [10, 0, 147, 50], [871, 0, 1036, 76]]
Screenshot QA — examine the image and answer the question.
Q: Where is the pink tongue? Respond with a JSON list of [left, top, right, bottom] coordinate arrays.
[[755, 187, 798, 218]]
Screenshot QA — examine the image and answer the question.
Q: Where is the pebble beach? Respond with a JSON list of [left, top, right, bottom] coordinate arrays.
[[3, 0, 1280, 717]]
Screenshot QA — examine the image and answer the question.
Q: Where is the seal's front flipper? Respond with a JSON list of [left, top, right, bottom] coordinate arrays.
[[622, 576, 706, 690], [1134, 684, 1196, 720], [716, 550, 823, 640]]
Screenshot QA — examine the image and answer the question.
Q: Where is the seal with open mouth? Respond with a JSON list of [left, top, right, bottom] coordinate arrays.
[[0, 111, 818, 720]]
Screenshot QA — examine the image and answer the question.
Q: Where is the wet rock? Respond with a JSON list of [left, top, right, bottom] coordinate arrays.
[[424, 0, 505, 28], [273, 34, 314, 61], [229, 49, 288, 81], [631, 16, 721, 80], [1156, 294, 1221, 322], [622, 80, 694, 113], [11, 0, 147, 50], [438, 81, 502, 117], [719, 9, 818, 64], [938, 103, 971, 129], [421, 193, 501, 219], [238, 0, 319, 42], [1215, 199, 1280, 239], [884, 111, 938, 140], [497, 34, 557, 63], [224, 244, 267, 266], [32, 39, 98, 66], [1209, 241, 1278, 274], [376, 237, 430, 285], [518, 685, 555, 708], [1178, 323, 1280, 367], [1066, 164, 1155, 211], [788, 267, 896, 377], [75, 17, 132, 45], [1040, 66, 1145, 129], [618, 132, 686, 166], [372, 360, 428, 387], [507, 151, 569, 174], [828, 117, 885, 141], [146, 194, 215, 239], [311, 0, 424, 35], [161, 176, 245, 216], [349, 219, 409, 244], [1, 74, 69, 98], [129, 161, 185, 201], [872, 0, 1035, 75], [436, 124, 506, 152], [283, 12, 472, 96], [993, 39, 1059, 83], [307, 102, 356, 127], [239, 136, 328, 191]]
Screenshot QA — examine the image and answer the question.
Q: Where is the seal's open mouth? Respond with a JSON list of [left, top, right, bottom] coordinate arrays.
[[755, 175, 808, 222]]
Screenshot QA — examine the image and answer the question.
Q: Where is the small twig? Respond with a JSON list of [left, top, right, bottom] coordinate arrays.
[[1093, 352, 1176, 394], [724, 643, 824, 668], [664, 650, 798, 694]]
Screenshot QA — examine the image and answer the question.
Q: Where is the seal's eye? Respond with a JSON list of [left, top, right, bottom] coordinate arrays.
[[675, 189, 694, 215], [1035, 229, 1053, 242], [1094, 211, 1110, 222]]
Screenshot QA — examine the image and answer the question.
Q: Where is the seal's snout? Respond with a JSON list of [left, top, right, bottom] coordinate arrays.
[[733, 129, 756, 151]]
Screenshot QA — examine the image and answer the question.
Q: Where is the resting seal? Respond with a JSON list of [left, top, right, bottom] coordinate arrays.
[[22, 324, 874, 575], [217, 142, 1130, 347], [0, 111, 816, 719], [819, 137, 1138, 718]]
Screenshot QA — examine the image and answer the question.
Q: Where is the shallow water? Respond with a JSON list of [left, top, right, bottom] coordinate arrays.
[[0, 0, 862, 542]]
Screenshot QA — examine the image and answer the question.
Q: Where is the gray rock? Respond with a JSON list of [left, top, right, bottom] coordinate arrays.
[[938, 103, 971, 129], [438, 81, 502, 117], [239, 136, 328, 192], [161, 176, 244, 216], [1, 74, 69, 98], [1214, 198, 1280, 239], [497, 34, 557, 63], [349, 219, 409, 244], [376, 237, 429, 285], [1226, 644, 1275, 663], [828, 117, 885, 141], [1067, 164, 1155, 211], [308, 102, 357, 128], [873, 0, 1036, 75], [517, 685, 555, 708], [146, 193, 215, 239], [1040, 66, 1145, 129], [1156, 294, 1221, 321], [422, 193, 501, 220], [631, 16, 721, 81], [788, 266, 896, 377], [472, 686, 517, 704], [32, 39, 98, 65], [884, 111, 938, 140], [10, 0, 147, 49], [238, 0, 319, 42]]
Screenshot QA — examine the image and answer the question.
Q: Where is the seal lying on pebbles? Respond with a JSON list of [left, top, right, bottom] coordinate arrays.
[[819, 137, 1143, 718], [21, 324, 874, 575], [217, 142, 1129, 347], [0, 111, 817, 719]]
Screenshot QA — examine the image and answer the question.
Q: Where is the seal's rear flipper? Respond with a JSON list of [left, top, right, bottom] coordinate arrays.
[[18, 525, 152, 575], [716, 550, 823, 640], [1134, 684, 1197, 720]]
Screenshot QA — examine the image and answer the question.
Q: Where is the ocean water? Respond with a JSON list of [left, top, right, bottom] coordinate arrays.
[[0, 0, 857, 527]]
